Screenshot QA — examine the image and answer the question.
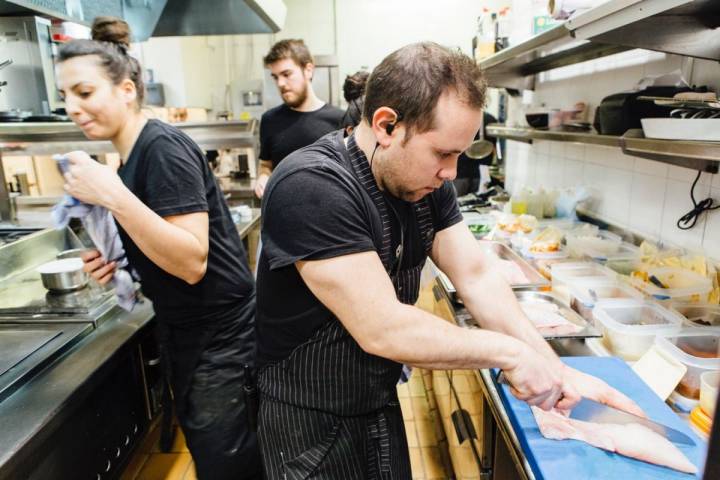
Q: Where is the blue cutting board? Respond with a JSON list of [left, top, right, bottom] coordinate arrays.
[[493, 356, 707, 479]]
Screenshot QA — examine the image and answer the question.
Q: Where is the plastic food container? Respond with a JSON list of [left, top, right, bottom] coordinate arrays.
[[568, 280, 644, 323], [576, 241, 639, 263], [700, 371, 719, 417], [565, 229, 622, 259], [635, 266, 712, 303], [551, 262, 617, 303], [593, 299, 684, 361], [671, 303, 720, 329], [655, 332, 720, 399]]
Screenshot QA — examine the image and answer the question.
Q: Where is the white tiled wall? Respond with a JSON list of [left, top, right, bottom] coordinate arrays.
[[504, 139, 720, 260], [502, 50, 720, 261]]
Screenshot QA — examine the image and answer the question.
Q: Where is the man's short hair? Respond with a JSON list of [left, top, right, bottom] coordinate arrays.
[[363, 42, 486, 140], [263, 39, 314, 68]]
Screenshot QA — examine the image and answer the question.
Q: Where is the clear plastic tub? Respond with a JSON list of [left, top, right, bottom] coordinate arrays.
[[671, 303, 720, 329], [566, 229, 622, 259], [568, 280, 644, 323], [593, 299, 684, 361], [700, 371, 719, 417], [655, 332, 720, 399], [550, 262, 617, 303], [576, 241, 640, 263], [634, 266, 713, 303]]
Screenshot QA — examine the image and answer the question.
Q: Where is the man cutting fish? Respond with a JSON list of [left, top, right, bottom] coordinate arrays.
[[255, 42, 646, 479]]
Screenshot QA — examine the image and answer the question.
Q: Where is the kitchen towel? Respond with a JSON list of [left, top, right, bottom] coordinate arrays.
[[52, 156, 138, 311]]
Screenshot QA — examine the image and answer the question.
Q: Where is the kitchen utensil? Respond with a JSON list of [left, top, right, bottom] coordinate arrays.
[[36, 258, 88, 293], [56, 248, 96, 260], [649, 274, 668, 289], [464, 139, 494, 159], [495, 367, 695, 446], [570, 398, 696, 446]]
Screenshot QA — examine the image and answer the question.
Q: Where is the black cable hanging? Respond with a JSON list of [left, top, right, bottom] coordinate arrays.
[[677, 170, 720, 230]]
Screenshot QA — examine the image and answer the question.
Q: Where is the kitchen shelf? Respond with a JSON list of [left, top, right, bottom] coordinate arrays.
[[487, 124, 720, 173], [0, 119, 258, 155], [479, 0, 720, 90]]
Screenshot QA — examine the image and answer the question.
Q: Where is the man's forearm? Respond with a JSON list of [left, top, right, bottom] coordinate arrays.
[[367, 303, 527, 371], [457, 269, 561, 367], [259, 159, 273, 177]]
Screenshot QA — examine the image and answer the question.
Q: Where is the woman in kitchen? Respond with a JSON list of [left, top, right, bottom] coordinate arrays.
[[55, 17, 261, 480]]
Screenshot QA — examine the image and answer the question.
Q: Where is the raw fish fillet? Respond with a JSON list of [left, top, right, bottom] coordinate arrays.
[[521, 302, 583, 336], [531, 406, 697, 474], [496, 258, 530, 284]]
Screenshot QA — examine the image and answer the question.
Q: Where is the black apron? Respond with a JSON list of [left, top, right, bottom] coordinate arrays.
[[258, 134, 435, 479]]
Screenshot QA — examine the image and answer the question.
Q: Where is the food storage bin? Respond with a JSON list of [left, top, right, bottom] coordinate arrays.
[[700, 371, 719, 417], [655, 332, 720, 399], [593, 299, 684, 361], [568, 280, 644, 323], [671, 303, 720, 329], [575, 241, 639, 263], [634, 266, 712, 303], [551, 262, 616, 303], [565, 229, 621, 259]]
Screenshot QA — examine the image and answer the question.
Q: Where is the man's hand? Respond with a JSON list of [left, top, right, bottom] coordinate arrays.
[[504, 343, 581, 411], [254, 173, 269, 198], [562, 365, 646, 417], [81, 249, 117, 285]]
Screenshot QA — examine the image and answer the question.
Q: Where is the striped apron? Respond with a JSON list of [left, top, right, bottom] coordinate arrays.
[[257, 134, 435, 480]]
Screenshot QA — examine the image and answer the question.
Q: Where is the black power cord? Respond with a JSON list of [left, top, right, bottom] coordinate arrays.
[[677, 170, 720, 230]]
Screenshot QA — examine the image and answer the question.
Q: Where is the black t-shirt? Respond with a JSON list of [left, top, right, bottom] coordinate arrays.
[[259, 103, 345, 168], [117, 119, 254, 323], [456, 112, 498, 179], [256, 131, 462, 366]]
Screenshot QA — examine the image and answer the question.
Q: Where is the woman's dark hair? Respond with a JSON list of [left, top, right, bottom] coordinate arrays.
[[341, 70, 370, 130], [363, 42, 486, 142], [57, 16, 145, 106]]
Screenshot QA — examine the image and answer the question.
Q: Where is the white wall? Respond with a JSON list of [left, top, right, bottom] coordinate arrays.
[[503, 51, 720, 260]]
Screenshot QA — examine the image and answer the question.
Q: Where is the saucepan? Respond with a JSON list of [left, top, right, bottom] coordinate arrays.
[[37, 258, 88, 293]]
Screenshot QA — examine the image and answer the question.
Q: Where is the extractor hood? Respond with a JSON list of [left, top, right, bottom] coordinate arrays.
[[152, 0, 286, 37]]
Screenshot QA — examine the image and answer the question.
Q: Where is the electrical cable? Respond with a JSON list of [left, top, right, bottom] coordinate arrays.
[[677, 170, 719, 230]]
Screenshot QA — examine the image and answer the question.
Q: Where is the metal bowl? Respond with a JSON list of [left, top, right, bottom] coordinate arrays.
[[37, 258, 89, 293]]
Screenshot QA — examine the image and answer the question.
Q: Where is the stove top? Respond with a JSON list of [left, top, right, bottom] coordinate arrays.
[[0, 322, 92, 402]]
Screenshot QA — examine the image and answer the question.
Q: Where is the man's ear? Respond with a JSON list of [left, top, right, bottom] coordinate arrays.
[[304, 63, 315, 82]]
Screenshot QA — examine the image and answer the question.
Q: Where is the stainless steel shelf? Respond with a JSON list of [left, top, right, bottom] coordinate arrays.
[[478, 0, 720, 90], [0, 119, 258, 155], [487, 124, 720, 173]]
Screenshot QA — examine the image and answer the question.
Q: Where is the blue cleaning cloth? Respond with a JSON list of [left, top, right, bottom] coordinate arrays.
[[52, 155, 138, 311]]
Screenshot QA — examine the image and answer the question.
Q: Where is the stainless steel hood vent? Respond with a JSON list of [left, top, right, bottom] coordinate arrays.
[[152, 0, 286, 37]]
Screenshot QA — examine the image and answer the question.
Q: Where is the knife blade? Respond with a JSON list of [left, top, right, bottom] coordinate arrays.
[[494, 371, 695, 446]]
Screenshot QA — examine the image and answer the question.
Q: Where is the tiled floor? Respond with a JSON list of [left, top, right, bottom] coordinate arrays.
[[120, 368, 453, 480]]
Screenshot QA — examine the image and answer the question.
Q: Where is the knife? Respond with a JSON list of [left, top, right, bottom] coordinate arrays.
[[495, 371, 695, 446]]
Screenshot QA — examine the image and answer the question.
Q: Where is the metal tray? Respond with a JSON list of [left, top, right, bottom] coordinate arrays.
[[436, 240, 549, 302], [514, 291, 601, 340]]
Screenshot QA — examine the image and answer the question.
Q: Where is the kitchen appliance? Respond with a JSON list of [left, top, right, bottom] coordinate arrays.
[[593, 86, 695, 135], [0, 17, 62, 117]]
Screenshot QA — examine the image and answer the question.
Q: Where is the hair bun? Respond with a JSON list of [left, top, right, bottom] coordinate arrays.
[[343, 70, 370, 103], [91, 16, 131, 48]]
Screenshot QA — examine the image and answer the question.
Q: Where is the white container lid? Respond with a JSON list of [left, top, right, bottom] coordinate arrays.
[[593, 299, 684, 335], [655, 332, 720, 370], [551, 261, 616, 283], [636, 266, 712, 301], [579, 241, 639, 262], [569, 280, 644, 308], [36, 257, 84, 274], [671, 303, 720, 330]]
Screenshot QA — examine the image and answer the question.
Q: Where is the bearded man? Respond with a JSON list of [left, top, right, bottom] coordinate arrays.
[[255, 39, 344, 198]]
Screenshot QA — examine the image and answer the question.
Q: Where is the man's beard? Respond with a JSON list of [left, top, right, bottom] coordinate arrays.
[[283, 83, 309, 108]]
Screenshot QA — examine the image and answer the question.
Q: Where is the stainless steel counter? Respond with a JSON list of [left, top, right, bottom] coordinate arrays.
[[0, 300, 155, 478], [235, 207, 261, 240]]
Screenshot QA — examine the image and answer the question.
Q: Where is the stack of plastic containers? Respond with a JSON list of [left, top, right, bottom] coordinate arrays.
[[568, 281, 644, 323], [592, 299, 684, 361]]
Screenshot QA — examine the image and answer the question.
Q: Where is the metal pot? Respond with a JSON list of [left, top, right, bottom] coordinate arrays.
[[56, 248, 95, 260], [37, 258, 88, 293]]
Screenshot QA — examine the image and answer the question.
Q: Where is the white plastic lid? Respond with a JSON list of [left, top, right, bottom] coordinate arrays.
[[655, 332, 720, 370], [569, 280, 644, 308], [36, 258, 84, 274], [593, 299, 684, 335], [637, 267, 712, 300]]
